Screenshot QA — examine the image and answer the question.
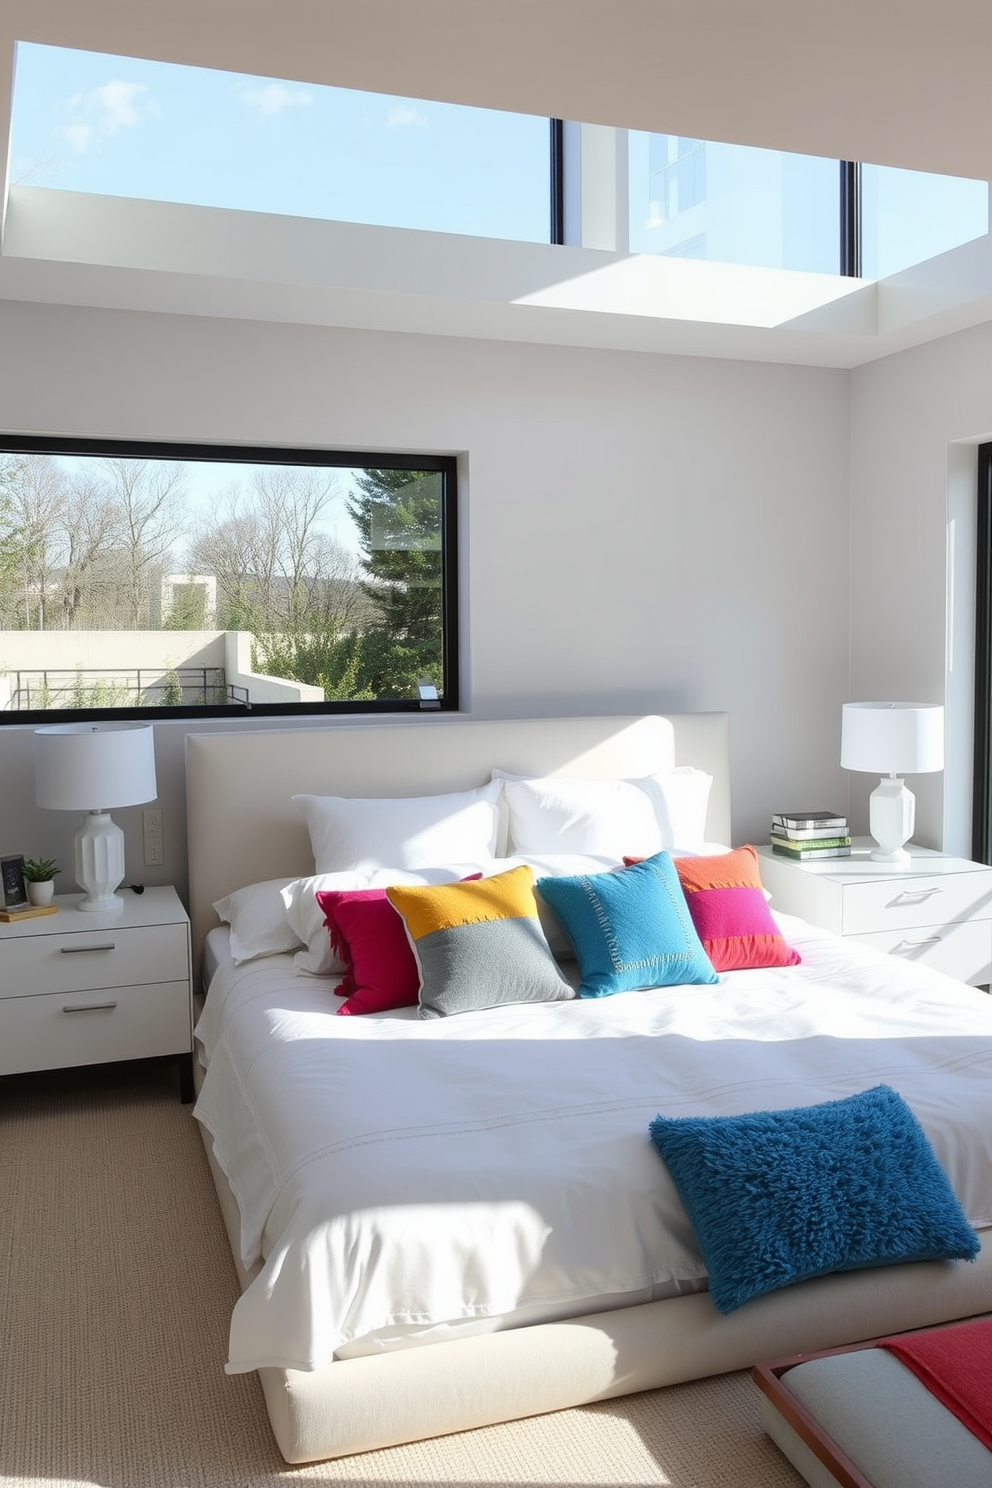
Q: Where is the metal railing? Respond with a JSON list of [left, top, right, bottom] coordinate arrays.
[[3, 667, 248, 710]]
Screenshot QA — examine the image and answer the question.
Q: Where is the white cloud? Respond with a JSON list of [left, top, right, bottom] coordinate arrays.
[[59, 79, 153, 153], [62, 123, 92, 153], [386, 104, 428, 129], [238, 82, 312, 116]]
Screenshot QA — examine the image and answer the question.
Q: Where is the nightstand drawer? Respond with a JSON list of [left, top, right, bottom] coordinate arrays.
[[848, 919, 992, 983], [0, 980, 191, 1077], [1, 923, 188, 997], [840, 872, 992, 935]]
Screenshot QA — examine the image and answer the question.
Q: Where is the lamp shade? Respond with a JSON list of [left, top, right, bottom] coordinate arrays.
[[840, 702, 944, 776], [34, 723, 158, 810]]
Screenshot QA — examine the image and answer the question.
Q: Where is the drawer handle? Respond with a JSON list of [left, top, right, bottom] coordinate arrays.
[[889, 887, 942, 906], [60, 943, 116, 954], [62, 1000, 119, 1013], [892, 937, 943, 952]]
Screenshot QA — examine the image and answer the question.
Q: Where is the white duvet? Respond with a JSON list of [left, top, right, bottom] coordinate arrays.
[[193, 915, 992, 1374]]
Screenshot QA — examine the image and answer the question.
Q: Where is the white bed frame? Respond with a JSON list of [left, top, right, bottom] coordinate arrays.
[[185, 713, 992, 1464]]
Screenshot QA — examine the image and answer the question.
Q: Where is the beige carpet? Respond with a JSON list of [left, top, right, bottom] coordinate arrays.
[[0, 1060, 806, 1488]]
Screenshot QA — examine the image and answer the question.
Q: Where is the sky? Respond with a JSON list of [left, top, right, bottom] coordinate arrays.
[[8, 41, 551, 241], [40, 453, 367, 561], [8, 41, 989, 280]]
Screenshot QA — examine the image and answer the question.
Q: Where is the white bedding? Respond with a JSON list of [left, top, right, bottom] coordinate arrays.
[[193, 915, 992, 1375]]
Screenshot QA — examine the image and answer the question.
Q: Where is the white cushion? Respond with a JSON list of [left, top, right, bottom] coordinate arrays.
[[280, 871, 367, 977], [494, 769, 712, 859], [281, 864, 487, 976], [293, 781, 502, 876], [649, 767, 714, 853], [212, 878, 304, 964]]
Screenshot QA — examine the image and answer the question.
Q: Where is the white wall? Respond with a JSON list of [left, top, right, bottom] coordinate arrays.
[[0, 299, 851, 899], [849, 320, 992, 854]]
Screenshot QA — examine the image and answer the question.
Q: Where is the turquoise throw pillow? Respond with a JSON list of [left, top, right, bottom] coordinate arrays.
[[649, 1085, 981, 1315], [536, 851, 718, 997]]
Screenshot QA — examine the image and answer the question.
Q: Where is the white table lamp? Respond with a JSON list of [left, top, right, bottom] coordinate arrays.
[[840, 702, 944, 864], [34, 723, 158, 911]]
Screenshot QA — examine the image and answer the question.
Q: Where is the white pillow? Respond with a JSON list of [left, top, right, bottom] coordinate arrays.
[[494, 769, 712, 859], [281, 864, 486, 976], [212, 878, 305, 964], [292, 781, 502, 875], [280, 871, 368, 977], [648, 767, 714, 854]]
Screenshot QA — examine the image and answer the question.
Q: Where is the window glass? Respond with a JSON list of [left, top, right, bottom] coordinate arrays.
[[861, 165, 989, 279], [10, 41, 550, 243], [0, 442, 457, 719], [629, 133, 840, 273]]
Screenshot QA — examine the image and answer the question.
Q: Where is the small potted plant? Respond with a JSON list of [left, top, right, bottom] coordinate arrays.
[[22, 857, 61, 907]]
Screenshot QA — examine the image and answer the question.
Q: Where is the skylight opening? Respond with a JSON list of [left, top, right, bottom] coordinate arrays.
[[7, 39, 989, 309], [861, 164, 989, 279], [629, 133, 988, 279], [9, 41, 552, 243]]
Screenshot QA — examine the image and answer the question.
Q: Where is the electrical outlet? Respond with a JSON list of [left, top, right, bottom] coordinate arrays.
[[143, 808, 164, 867]]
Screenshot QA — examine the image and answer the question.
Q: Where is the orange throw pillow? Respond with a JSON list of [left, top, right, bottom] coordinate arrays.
[[624, 845, 801, 973]]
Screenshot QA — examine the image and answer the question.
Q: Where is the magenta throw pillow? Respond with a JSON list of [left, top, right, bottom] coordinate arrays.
[[315, 887, 418, 1015], [317, 874, 482, 1015]]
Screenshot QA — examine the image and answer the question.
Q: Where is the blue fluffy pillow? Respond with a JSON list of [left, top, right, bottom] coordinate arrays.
[[649, 1084, 980, 1315], [536, 851, 718, 997]]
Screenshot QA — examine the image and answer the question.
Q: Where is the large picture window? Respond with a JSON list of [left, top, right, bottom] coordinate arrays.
[[0, 437, 458, 721]]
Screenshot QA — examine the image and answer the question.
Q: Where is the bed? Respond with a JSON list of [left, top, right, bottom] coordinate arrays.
[[185, 713, 992, 1463]]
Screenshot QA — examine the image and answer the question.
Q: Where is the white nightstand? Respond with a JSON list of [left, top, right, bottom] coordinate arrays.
[[756, 841, 992, 986], [0, 885, 193, 1100]]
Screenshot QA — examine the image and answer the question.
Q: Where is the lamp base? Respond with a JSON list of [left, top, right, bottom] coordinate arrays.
[[77, 891, 125, 913], [869, 846, 913, 866], [75, 811, 126, 913], [868, 775, 915, 865]]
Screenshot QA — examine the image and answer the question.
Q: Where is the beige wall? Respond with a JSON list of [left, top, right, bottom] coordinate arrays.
[[0, 298, 851, 899], [0, 630, 324, 708], [849, 319, 992, 855]]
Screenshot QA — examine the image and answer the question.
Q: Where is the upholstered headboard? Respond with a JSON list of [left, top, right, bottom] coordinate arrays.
[[185, 712, 730, 970]]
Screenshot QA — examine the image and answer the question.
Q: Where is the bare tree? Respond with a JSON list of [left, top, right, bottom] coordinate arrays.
[[97, 457, 188, 626], [186, 483, 278, 629], [183, 467, 375, 694], [58, 474, 121, 628], [250, 466, 341, 628], [187, 467, 369, 628]]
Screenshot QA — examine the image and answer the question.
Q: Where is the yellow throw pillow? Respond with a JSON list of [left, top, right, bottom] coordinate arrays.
[[386, 865, 573, 1019]]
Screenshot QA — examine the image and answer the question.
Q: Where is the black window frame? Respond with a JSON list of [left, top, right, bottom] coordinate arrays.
[[973, 441, 992, 860], [839, 160, 862, 278], [0, 434, 460, 725]]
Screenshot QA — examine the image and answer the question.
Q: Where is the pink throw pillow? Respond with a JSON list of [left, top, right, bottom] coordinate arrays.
[[318, 875, 482, 1015], [622, 845, 801, 972], [672, 845, 801, 972], [316, 888, 417, 1016]]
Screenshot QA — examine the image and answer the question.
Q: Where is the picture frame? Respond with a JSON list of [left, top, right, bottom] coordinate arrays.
[[1, 853, 29, 910]]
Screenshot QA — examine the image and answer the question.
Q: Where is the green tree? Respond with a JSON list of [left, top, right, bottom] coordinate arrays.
[[252, 630, 375, 701], [347, 470, 445, 698], [159, 669, 185, 706], [0, 457, 24, 610], [163, 578, 208, 630]]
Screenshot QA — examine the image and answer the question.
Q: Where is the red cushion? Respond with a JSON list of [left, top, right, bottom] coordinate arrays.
[[317, 873, 483, 1015], [316, 888, 418, 1016]]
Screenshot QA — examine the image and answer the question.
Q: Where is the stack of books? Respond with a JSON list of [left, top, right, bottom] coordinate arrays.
[[771, 810, 851, 859]]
